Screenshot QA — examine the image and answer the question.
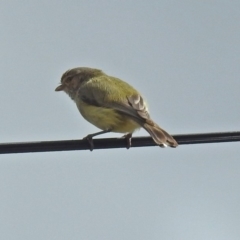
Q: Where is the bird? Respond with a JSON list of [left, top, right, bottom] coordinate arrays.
[[55, 67, 178, 150]]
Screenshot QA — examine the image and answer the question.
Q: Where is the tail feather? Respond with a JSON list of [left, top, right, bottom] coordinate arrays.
[[143, 121, 178, 148]]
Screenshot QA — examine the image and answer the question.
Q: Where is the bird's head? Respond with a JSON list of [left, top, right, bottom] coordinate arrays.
[[55, 67, 102, 99]]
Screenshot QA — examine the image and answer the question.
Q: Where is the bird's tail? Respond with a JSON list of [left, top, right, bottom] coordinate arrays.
[[142, 119, 178, 148]]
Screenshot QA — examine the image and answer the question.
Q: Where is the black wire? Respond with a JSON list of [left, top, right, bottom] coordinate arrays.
[[0, 131, 239, 154]]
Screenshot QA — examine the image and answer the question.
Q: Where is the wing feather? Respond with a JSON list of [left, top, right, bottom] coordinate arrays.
[[77, 75, 150, 123]]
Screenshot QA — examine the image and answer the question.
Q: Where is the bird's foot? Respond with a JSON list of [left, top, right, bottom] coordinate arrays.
[[83, 135, 94, 151], [122, 133, 132, 149], [83, 129, 112, 151]]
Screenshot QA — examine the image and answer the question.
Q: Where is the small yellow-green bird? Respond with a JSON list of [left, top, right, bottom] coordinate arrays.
[[55, 67, 178, 150]]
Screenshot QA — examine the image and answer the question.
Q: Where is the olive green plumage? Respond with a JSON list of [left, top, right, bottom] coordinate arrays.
[[55, 67, 178, 148]]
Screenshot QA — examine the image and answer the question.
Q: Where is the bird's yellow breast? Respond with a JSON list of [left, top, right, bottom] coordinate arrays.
[[76, 100, 140, 133]]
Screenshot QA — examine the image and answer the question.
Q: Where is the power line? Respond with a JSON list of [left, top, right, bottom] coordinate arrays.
[[0, 131, 239, 154]]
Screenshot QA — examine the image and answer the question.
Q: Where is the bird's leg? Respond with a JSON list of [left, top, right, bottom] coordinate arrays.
[[122, 133, 132, 149], [83, 129, 112, 151]]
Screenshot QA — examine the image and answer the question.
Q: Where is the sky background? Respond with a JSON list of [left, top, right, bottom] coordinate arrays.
[[0, 1, 240, 239]]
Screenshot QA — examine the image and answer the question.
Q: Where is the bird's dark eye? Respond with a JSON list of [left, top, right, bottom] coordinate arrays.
[[65, 77, 72, 83]]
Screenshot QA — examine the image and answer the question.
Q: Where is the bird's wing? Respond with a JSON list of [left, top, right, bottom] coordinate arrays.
[[77, 75, 150, 122]]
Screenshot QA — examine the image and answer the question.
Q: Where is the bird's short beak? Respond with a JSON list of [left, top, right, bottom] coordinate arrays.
[[55, 84, 65, 91]]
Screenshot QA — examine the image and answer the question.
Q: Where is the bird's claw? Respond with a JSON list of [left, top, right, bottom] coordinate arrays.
[[83, 135, 94, 151], [122, 133, 132, 149]]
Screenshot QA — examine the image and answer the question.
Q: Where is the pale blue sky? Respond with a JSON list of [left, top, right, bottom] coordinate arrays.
[[0, 1, 240, 239]]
